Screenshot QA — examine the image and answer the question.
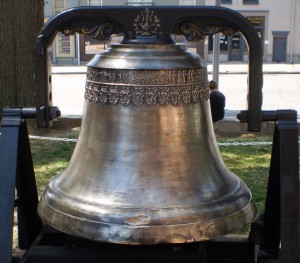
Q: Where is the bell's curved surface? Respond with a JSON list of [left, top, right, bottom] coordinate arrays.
[[38, 43, 256, 244]]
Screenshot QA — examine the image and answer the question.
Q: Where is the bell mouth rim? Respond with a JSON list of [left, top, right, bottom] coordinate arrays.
[[38, 197, 256, 244], [38, 175, 256, 242]]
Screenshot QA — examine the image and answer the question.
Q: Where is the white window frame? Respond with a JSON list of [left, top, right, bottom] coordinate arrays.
[[88, 0, 103, 6], [179, 0, 196, 6], [221, 0, 232, 4], [53, 0, 65, 14], [243, 0, 259, 4], [55, 32, 75, 58], [127, 0, 153, 6], [53, 0, 74, 58]]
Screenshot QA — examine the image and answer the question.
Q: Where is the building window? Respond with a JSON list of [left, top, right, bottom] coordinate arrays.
[[56, 33, 71, 56], [53, 0, 65, 15], [88, 0, 102, 5], [208, 33, 229, 55], [127, 0, 153, 6], [180, 0, 196, 5], [243, 0, 259, 4], [54, 0, 65, 9], [221, 0, 232, 4], [53, 0, 74, 58]]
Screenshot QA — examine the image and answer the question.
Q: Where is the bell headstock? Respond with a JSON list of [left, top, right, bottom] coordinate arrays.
[[35, 6, 262, 131]]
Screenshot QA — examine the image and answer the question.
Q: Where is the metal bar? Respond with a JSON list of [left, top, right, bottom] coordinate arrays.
[[212, 0, 221, 85], [277, 110, 299, 262], [259, 125, 281, 257], [259, 110, 300, 262], [16, 122, 42, 249], [0, 108, 42, 263], [238, 110, 277, 124], [35, 36, 52, 128], [0, 110, 21, 263]]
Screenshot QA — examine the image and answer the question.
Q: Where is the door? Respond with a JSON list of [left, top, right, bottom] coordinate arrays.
[[228, 33, 244, 61], [273, 37, 287, 62]]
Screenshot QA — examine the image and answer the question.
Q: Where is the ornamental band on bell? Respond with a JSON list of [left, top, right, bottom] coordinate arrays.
[[84, 68, 209, 107]]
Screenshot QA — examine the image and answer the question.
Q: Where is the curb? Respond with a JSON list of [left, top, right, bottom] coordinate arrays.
[[52, 67, 300, 75], [51, 70, 300, 75]]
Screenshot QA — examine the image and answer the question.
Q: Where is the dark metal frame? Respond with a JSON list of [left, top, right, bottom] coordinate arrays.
[[258, 111, 300, 262], [0, 6, 299, 263], [0, 108, 42, 263]]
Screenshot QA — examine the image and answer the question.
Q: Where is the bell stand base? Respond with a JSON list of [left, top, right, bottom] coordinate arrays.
[[0, 108, 299, 263], [0, 108, 43, 263]]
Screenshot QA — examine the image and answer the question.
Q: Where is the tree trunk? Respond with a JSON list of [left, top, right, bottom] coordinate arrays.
[[0, 1, 44, 115]]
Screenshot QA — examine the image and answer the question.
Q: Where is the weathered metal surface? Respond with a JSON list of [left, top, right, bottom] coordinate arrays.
[[38, 42, 256, 244]]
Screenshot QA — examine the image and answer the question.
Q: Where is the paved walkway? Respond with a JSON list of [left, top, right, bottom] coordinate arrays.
[[52, 62, 300, 75], [51, 62, 300, 134]]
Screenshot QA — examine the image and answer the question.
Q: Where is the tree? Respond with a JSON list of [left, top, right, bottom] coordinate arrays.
[[0, 1, 44, 115]]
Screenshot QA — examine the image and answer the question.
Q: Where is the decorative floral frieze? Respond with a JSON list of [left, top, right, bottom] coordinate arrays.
[[61, 22, 116, 41], [84, 82, 209, 106], [85, 67, 209, 106], [180, 22, 237, 42], [86, 67, 208, 85]]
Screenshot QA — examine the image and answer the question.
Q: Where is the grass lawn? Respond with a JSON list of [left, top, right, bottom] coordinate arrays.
[[217, 135, 272, 216]]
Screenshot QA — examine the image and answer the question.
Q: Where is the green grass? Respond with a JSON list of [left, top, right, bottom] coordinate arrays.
[[218, 138, 272, 234], [218, 136, 272, 216], [29, 128, 79, 195]]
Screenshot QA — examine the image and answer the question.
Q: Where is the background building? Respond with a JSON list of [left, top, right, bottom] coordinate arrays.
[[206, 0, 300, 63], [44, 0, 300, 64]]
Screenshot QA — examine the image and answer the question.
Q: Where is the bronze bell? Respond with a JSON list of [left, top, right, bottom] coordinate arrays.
[[38, 40, 256, 244]]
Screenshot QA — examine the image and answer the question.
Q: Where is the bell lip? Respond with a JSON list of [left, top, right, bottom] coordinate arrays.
[[38, 197, 256, 245], [38, 175, 256, 244]]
